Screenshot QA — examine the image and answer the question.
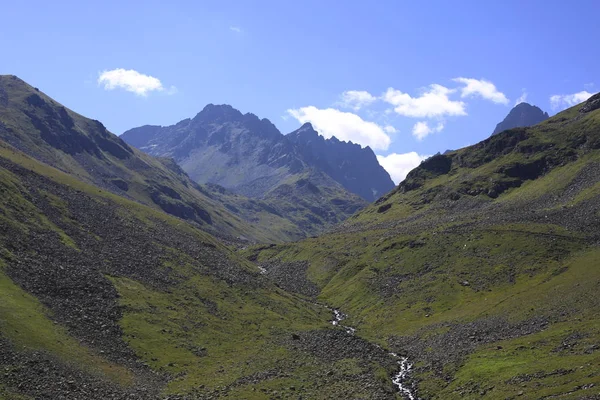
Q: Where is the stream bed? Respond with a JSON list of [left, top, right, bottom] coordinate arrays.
[[330, 308, 417, 399]]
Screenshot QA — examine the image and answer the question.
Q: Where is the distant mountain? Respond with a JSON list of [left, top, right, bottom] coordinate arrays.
[[287, 123, 394, 201], [122, 104, 299, 198], [121, 105, 394, 202], [492, 102, 549, 135]]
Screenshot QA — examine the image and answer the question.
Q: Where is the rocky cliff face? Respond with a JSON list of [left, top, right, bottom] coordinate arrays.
[[287, 123, 394, 201], [492, 102, 549, 135], [121, 105, 394, 202], [123, 104, 302, 198]]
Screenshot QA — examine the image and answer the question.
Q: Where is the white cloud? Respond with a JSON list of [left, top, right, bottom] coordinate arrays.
[[98, 68, 173, 96], [230, 26, 242, 33], [383, 84, 467, 118], [453, 77, 509, 105], [287, 106, 392, 150], [383, 125, 397, 134], [515, 91, 528, 106], [377, 152, 430, 184], [412, 121, 444, 141], [338, 90, 377, 111], [550, 91, 594, 110]]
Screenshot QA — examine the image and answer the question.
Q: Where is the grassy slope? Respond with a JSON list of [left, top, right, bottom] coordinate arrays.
[[0, 143, 398, 399], [247, 99, 600, 399]]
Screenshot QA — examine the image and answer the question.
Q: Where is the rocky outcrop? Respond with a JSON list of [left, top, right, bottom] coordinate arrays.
[[580, 92, 600, 113]]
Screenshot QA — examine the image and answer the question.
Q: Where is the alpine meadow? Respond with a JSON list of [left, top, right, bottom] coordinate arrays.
[[1, 1, 599, 399]]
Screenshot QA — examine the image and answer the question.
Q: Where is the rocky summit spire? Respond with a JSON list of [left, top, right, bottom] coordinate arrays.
[[492, 102, 549, 136]]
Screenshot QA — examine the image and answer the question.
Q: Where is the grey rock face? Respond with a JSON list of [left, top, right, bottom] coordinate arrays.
[[492, 102, 549, 136], [287, 123, 395, 201], [121, 106, 394, 201]]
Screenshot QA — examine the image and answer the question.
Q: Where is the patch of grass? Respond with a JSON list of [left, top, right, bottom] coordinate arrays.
[[0, 168, 78, 250], [437, 319, 600, 399], [109, 274, 332, 395], [0, 385, 32, 400]]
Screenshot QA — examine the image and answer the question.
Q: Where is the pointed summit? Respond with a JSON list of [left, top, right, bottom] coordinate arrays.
[[492, 102, 549, 136], [289, 122, 319, 140]]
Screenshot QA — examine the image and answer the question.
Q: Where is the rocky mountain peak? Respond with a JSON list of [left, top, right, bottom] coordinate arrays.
[[122, 104, 395, 202], [289, 122, 320, 141], [492, 102, 549, 136], [195, 103, 243, 123]]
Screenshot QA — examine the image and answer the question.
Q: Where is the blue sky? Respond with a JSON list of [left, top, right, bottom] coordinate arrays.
[[1, 0, 598, 182]]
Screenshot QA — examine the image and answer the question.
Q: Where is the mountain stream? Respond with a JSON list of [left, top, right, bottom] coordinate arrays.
[[329, 308, 417, 399]]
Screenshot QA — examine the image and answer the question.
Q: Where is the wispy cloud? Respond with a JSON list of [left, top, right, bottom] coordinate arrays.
[[550, 90, 594, 110], [97, 68, 175, 97], [230, 26, 242, 33], [383, 125, 397, 134], [412, 121, 444, 141], [453, 77, 509, 105], [338, 90, 377, 111], [515, 90, 528, 106]]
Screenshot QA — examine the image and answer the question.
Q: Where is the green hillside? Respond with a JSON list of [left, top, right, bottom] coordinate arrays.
[[248, 94, 600, 399], [0, 75, 363, 243], [0, 142, 401, 399], [2, 73, 599, 399]]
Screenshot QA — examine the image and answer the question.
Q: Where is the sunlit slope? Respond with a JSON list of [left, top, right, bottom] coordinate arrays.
[[248, 93, 600, 399], [0, 144, 400, 399]]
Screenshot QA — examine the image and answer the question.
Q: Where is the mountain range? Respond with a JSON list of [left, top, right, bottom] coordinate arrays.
[[1, 74, 599, 399], [121, 105, 394, 202], [0, 76, 373, 242]]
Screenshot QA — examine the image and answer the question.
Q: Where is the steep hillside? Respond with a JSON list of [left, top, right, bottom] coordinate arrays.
[[492, 102, 549, 136], [0, 141, 405, 399], [248, 93, 600, 399], [0, 75, 360, 242], [0, 75, 290, 242], [121, 105, 391, 201]]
